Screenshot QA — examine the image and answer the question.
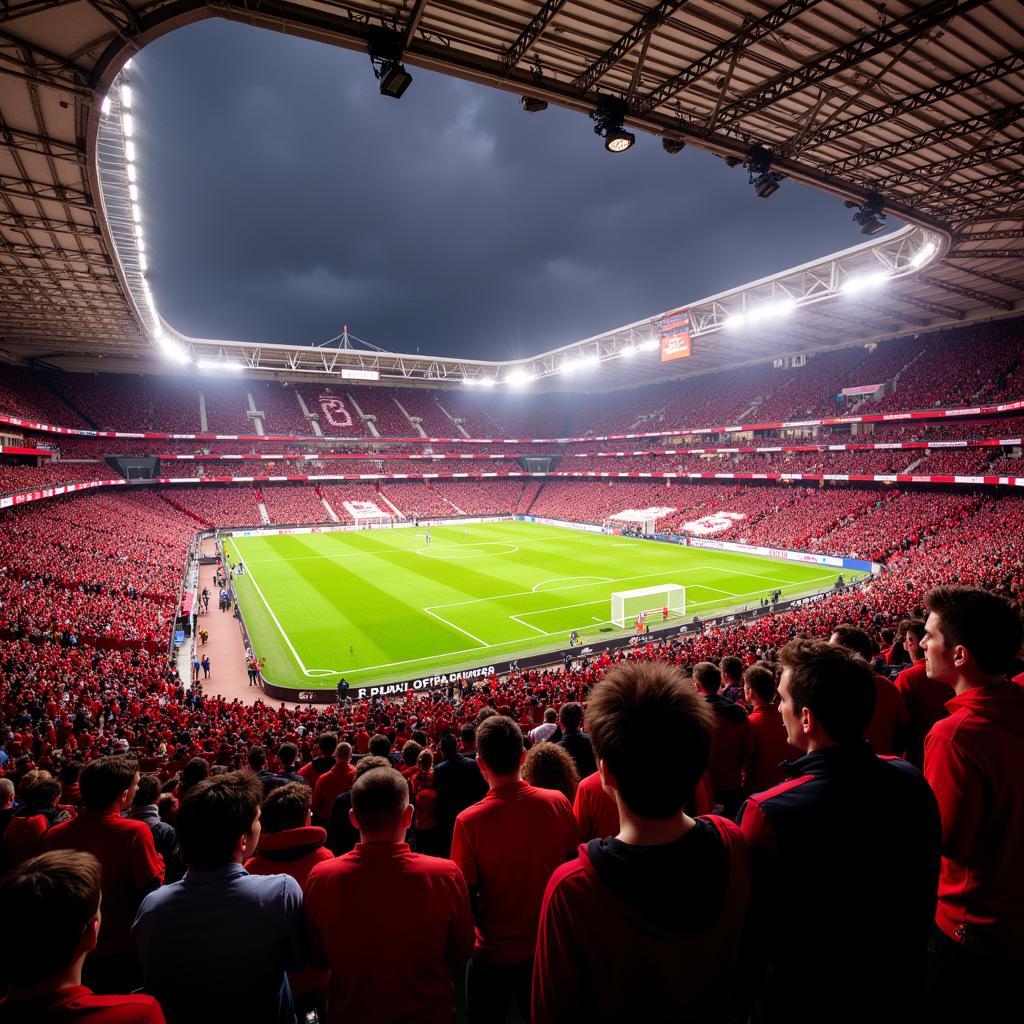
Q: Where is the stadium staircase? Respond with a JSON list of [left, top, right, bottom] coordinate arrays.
[[392, 397, 428, 437], [347, 392, 380, 438], [254, 487, 270, 525], [374, 485, 406, 520], [436, 399, 471, 438], [156, 491, 211, 528], [315, 486, 340, 522], [518, 480, 545, 514], [38, 371, 99, 429]]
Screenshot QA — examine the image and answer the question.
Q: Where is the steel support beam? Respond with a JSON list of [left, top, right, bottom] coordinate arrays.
[[719, 0, 988, 122], [946, 249, 1024, 260], [572, 0, 692, 95], [868, 141, 1023, 194], [502, 0, 568, 75], [953, 230, 1024, 243], [918, 273, 1013, 310]]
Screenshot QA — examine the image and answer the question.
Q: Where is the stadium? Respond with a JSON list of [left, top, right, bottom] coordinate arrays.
[[0, 1, 1022, 1022]]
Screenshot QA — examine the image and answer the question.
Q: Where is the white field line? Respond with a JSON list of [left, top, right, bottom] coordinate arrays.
[[510, 614, 549, 636], [422, 607, 489, 646], [532, 575, 612, 592]]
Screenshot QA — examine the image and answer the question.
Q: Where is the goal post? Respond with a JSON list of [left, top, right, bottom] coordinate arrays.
[[611, 584, 686, 629], [352, 511, 393, 530]]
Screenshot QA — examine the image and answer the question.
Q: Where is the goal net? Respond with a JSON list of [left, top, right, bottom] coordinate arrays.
[[352, 511, 393, 530], [611, 584, 686, 629]]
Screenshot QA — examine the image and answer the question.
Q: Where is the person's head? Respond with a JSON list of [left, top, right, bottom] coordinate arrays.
[[416, 749, 433, 773], [692, 662, 722, 696], [354, 755, 391, 779], [335, 742, 353, 765], [923, 586, 1024, 688], [828, 624, 875, 661], [368, 734, 392, 759], [904, 619, 926, 661], [260, 782, 312, 834], [587, 662, 713, 819], [459, 724, 477, 751], [349, 767, 412, 842], [58, 763, 81, 787], [247, 746, 267, 772], [720, 656, 743, 686], [316, 732, 339, 757], [743, 664, 777, 707], [476, 716, 525, 784], [277, 742, 298, 769], [777, 639, 876, 751], [400, 741, 422, 768], [79, 756, 139, 812], [19, 772, 62, 813], [176, 771, 262, 870], [522, 742, 580, 803], [0, 777, 14, 810], [132, 774, 162, 809], [543, 707, 557, 724], [558, 702, 584, 733], [439, 733, 459, 760], [0, 851, 102, 989], [179, 757, 210, 799]]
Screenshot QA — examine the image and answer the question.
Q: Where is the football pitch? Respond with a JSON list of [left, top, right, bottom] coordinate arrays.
[[224, 521, 865, 691]]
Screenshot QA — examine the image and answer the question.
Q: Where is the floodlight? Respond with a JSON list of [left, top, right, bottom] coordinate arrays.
[[368, 28, 412, 99], [462, 377, 478, 387], [127, 164, 136, 182], [120, 85, 132, 109], [125, 140, 136, 162], [725, 313, 747, 329], [620, 345, 636, 357], [662, 137, 686, 154], [122, 113, 134, 137], [521, 96, 548, 113], [479, 378, 496, 388], [129, 183, 139, 202], [132, 204, 142, 223], [842, 271, 889, 294], [846, 193, 887, 235], [506, 369, 533, 386], [102, 96, 112, 116], [591, 96, 634, 154], [745, 145, 782, 198]]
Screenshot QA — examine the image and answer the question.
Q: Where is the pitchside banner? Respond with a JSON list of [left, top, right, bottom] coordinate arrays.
[[659, 308, 692, 362]]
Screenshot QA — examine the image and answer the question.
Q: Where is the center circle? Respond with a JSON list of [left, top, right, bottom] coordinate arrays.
[[416, 542, 520, 559]]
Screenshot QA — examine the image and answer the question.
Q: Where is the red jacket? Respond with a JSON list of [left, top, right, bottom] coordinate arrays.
[[894, 661, 954, 767], [311, 762, 356, 822], [924, 682, 1024, 959], [865, 672, 910, 755], [572, 771, 619, 842], [0, 986, 164, 1023], [743, 704, 800, 794], [532, 817, 751, 1023]]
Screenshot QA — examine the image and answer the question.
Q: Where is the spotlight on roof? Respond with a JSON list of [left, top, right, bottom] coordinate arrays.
[[591, 96, 635, 154], [662, 137, 686, 155], [910, 242, 937, 269], [844, 193, 887, 235], [842, 270, 889, 294], [506, 369, 534, 387], [368, 28, 412, 99], [521, 96, 548, 113], [745, 145, 783, 198]]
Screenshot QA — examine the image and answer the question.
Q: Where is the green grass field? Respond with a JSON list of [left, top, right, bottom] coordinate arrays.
[[224, 521, 865, 690]]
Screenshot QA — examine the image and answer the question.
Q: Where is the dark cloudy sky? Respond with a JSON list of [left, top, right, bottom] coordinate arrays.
[[133, 19, 894, 360]]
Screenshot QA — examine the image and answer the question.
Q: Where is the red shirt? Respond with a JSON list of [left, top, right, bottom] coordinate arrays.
[[3, 813, 49, 867], [42, 811, 164, 957], [451, 780, 578, 965], [924, 683, 1024, 959], [0, 986, 164, 1023], [744, 704, 801, 794], [865, 673, 910, 756], [573, 772, 619, 842], [306, 842, 473, 1024], [894, 661, 954, 767], [311, 762, 356, 822], [532, 818, 751, 1023], [704, 697, 753, 795]]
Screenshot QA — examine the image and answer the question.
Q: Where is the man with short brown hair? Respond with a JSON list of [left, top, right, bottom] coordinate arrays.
[[922, 586, 1024, 1018], [533, 660, 750, 1023], [0, 850, 165, 1022]]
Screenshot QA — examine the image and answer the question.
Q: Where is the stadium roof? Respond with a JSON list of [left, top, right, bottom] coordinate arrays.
[[0, 0, 1021, 389]]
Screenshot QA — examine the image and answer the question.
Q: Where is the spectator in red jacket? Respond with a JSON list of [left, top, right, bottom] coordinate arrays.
[[3, 770, 68, 868], [894, 618, 954, 768], [311, 742, 355, 825], [533, 660, 751, 1023], [922, 586, 1024, 1020], [0, 850, 165, 1023], [694, 661, 753, 817], [739, 639, 940, 1024], [297, 732, 337, 789], [306, 766, 473, 1024], [741, 663, 800, 793], [451, 715, 577, 1023], [42, 755, 164, 993], [246, 782, 333, 1022], [572, 769, 620, 842], [829, 623, 910, 754]]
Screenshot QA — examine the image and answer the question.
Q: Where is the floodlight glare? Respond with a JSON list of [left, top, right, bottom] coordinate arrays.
[[621, 346, 636, 357], [129, 183, 138, 202], [725, 313, 747, 329], [122, 113, 134, 137], [132, 204, 142, 223], [911, 242, 937, 269], [479, 378, 496, 388], [842, 271, 889, 294], [127, 164, 136, 182], [102, 96, 112, 116], [506, 369, 533, 386], [120, 85, 132, 109]]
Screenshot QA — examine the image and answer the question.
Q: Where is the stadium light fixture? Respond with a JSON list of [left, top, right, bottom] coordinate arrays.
[[506, 369, 533, 387], [102, 96, 112, 116], [368, 28, 412, 99], [842, 271, 889, 295], [745, 298, 796, 324], [122, 113, 134, 137], [125, 140, 136, 162], [591, 96, 635, 154], [745, 145, 782, 198], [478, 378, 496, 388], [127, 164, 136, 182], [521, 96, 548, 113], [662, 137, 686, 155], [120, 85, 132, 109], [620, 345, 636, 357], [844, 193, 887, 236], [139, 254, 147, 272], [911, 242, 937, 269], [725, 312, 747, 329], [132, 204, 142, 223], [462, 377, 478, 387], [129, 183, 138, 202]]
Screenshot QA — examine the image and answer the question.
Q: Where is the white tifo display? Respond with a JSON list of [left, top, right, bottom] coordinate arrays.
[[611, 584, 686, 628]]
